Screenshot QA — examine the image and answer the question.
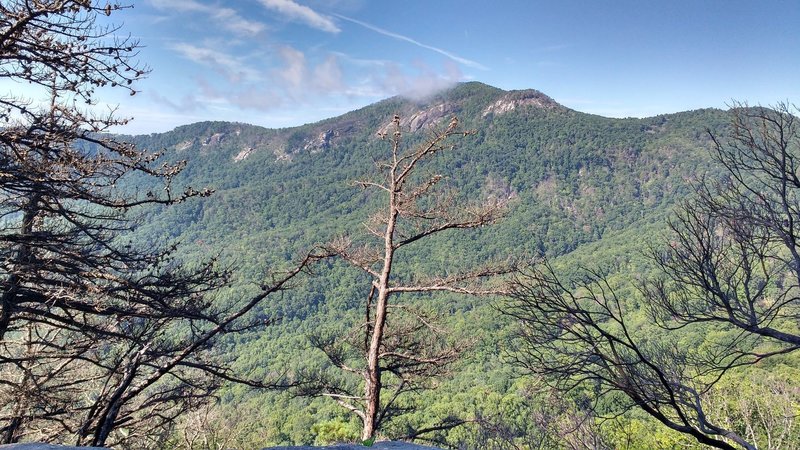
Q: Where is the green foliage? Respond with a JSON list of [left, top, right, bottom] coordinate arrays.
[[116, 83, 789, 448]]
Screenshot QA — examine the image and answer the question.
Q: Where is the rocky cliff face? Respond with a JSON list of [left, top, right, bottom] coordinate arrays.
[[301, 120, 357, 153], [482, 89, 561, 116], [398, 102, 458, 132]]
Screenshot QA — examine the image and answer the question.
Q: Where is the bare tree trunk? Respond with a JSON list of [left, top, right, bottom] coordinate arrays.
[[363, 186, 399, 441], [0, 199, 40, 444], [306, 115, 512, 441], [89, 352, 142, 447], [0, 195, 38, 340]]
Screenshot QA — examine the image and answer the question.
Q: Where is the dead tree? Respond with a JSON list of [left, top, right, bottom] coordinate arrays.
[[0, 2, 320, 447], [645, 102, 800, 351], [507, 264, 754, 450], [302, 115, 514, 441], [506, 103, 800, 450]]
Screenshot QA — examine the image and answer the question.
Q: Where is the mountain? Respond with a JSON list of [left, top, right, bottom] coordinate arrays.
[[122, 82, 733, 447], [129, 82, 726, 261]]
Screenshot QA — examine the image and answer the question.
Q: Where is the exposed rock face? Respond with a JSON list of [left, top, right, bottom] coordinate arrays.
[[482, 89, 561, 116], [303, 129, 336, 153], [377, 103, 457, 136], [298, 121, 357, 154], [263, 442, 442, 450], [175, 139, 193, 151], [234, 146, 255, 161], [404, 103, 457, 131], [202, 132, 226, 146]]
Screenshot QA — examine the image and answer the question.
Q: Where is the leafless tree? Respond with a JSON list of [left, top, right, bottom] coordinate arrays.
[[702, 371, 800, 450], [506, 103, 800, 450], [300, 115, 515, 441], [507, 264, 754, 449], [471, 383, 608, 450], [645, 102, 800, 352], [0, 2, 319, 447]]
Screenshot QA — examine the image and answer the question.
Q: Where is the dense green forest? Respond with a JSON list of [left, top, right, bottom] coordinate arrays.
[[105, 82, 798, 449], [3, 3, 797, 449]]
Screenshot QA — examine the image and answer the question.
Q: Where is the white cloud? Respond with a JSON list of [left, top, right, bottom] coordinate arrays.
[[277, 46, 308, 90], [191, 76, 286, 112], [333, 14, 487, 70], [148, 0, 265, 36], [330, 51, 391, 68], [312, 55, 344, 92], [213, 8, 266, 36], [230, 87, 285, 110], [273, 47, 346, 96], [257, 0, 340, 33], [160, 45, 347, 113], [169, 43, 261, 82], [149, 90, 203, 112], [380, 60, 463, 101]]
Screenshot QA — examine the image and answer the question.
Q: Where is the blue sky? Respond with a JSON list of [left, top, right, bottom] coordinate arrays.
[[88, 0, 800, 133]]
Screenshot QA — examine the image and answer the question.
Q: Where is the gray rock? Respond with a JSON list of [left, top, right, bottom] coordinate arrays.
[[264, 442, 442, 450], [0, 445, 109, 450]]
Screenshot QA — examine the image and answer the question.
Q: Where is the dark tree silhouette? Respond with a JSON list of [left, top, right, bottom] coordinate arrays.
[[645, 102, 800, 352], [507, 265, 752, 450], [0, 2, 318, 447]]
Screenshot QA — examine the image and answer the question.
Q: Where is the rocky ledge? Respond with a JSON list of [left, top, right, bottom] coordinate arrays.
[[264, 442, 442, 450], [0, 445, 108, 450], [0, 440, 440, 450]]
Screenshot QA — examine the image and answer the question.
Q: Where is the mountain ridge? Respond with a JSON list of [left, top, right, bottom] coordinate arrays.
[[125, 81, 730, 263], [126, 82, 725, 170], [133, 82, 727, 139]]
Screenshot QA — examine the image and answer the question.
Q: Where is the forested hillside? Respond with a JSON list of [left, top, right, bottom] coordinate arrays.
[[109, 82, 796, 449]]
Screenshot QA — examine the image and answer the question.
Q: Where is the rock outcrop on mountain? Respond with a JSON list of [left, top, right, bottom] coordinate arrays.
[[482, 89, 562, 116]]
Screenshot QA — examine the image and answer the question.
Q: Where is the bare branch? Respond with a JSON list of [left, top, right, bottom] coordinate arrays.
[[301, 114, 516, 441]]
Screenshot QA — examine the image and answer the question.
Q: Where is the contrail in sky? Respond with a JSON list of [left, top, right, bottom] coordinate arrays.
[[333, 14, 488, 70]]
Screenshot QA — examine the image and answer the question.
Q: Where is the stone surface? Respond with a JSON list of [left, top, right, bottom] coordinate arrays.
[[0, 440, 437, 450], [264, 442, 442, 450], [0, 445, 109, 450]]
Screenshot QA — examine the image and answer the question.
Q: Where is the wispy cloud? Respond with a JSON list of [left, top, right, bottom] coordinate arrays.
[[313, 55, 345, 92], [149, 90, 203, 112], [148, 0, 265, 36], [535, 43, 570, 53], [274, 46, 344, 96], [169, 43, 262, 82], [212, 8, 266, 36], [257, 0, 340, 33], [276, 46, 308, 90], [334, 14, 487, 70], [330, 51, 392, 68], [380, 60, 463, 101], [161, 43, 348, 114]]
